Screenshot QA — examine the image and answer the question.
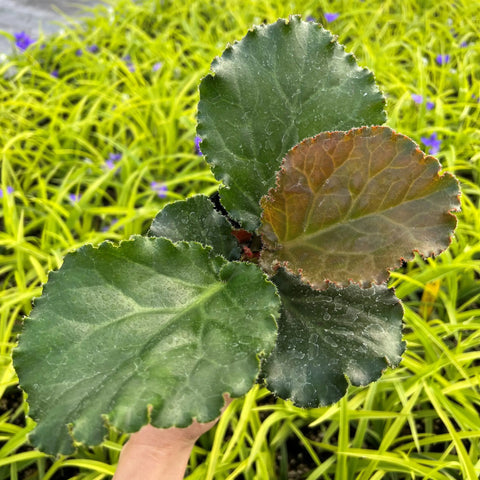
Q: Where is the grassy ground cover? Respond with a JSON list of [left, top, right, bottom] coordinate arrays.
[[0, 0, 479, 478]]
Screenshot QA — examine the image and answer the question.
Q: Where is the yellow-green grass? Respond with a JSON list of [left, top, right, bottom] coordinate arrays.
[[0, 0, 479, 478]]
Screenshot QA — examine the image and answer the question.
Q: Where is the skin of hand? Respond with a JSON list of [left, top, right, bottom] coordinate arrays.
[[113, 397, 232, 480]]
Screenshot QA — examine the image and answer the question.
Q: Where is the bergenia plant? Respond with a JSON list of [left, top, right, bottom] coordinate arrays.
[[13, 16, 461, 456]]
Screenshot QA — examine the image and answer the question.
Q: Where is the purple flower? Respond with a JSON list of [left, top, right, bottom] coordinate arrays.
[[87, 45, 99, 54], [105, 153, 122, 170], [324, 13, 340, 22], [151, 181, 168, 198], [109, 153, 122, 162], [460, 41, 469, 48], [122, 56, 135, 72], [194, 136, 203, 155], [421, 133, 441, 155], [69, 193, 81, 203], [436, 54, 450, 65], [152, 62, 163, 72], [51, 70, 59, 78], [75, 49, 83, 57], [306, 15, 316, 22], [412, 93, 435, 110], [14, 32, 35, 51], [0, 186, 14, 198], [411, 93, 423, 104]]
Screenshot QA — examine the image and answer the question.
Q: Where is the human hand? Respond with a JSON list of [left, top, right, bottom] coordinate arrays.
[[113, 397, 232, 480]]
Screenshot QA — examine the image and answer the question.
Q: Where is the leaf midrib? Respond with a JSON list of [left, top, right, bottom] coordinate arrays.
[[38, 280, 226, 424], [70, 280, 225, 350]]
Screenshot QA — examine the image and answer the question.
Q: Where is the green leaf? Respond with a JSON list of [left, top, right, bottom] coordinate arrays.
[[260, 126, 460, 289], [197, 15, 386, 230], [13, 237, 280, 455], [262, 269, 405, 407], [148, 195, 241, 260]]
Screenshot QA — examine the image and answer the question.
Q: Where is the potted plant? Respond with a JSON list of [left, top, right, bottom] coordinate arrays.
[[13, 16, 460, 456]]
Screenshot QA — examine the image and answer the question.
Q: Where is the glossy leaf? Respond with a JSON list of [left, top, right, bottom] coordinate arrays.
[[262, 269, 405, 407], [197, 16, 386, 230], [260, 126, 460, 289], [13, 237, 279, 455], [148, 195, 241, 260]]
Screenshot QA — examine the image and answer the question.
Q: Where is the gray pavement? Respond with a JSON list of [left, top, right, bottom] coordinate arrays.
[[0, 0, 100, 53]]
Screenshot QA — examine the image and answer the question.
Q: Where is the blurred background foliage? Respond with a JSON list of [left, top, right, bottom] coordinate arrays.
[[0, 0, 479, 478]]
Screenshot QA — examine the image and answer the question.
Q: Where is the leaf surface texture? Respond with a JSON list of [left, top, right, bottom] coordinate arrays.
[[260, 126, 460, 288], [149, 195, 240, 260], [14, 237, 279, 455], [263, 269, 405, 407]]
